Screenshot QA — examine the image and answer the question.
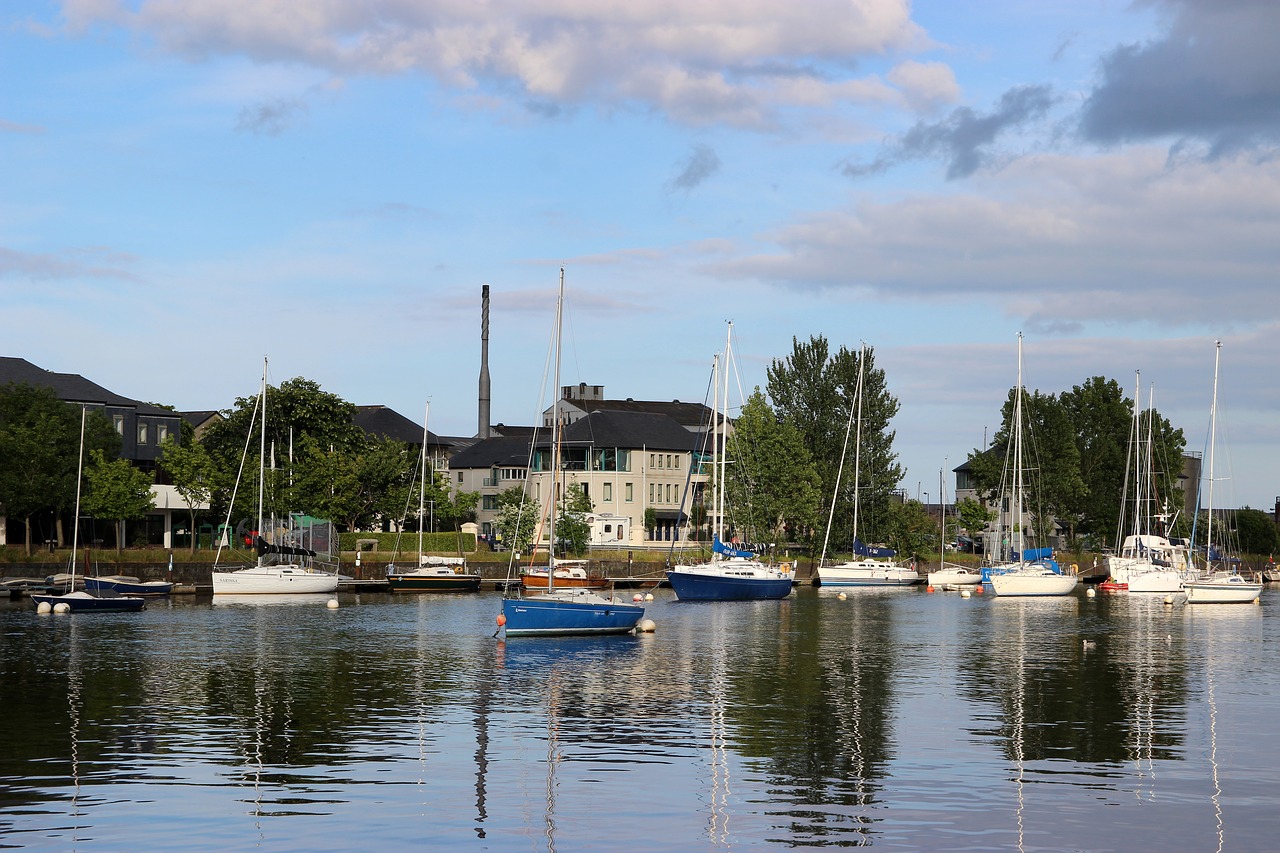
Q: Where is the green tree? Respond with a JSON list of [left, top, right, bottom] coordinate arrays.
[[82, 449, 156, 552], [767, 338, 903, 547], [493, 486, 539, 556], [159, 436, 220, 554], [291, 435, 413, 531], [556, 480, 593, 556], [0, 387, 119, 553], [1232, 508, 1279, 556], [955, 497, 995, 548], [723, 389, 823, 545], [1059, 376, 1186, 549], [885, 499, 937, 560]]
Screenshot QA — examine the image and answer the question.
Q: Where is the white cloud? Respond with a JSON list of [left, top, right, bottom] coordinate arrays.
[[59, 0, 939, 129], [705, 148, 1280, 330]]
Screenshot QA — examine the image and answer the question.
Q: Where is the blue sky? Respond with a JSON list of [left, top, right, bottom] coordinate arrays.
[[4, 0, 1279, 510]]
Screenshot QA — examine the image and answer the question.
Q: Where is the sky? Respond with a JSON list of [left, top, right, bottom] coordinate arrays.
[[4, 0, 1279, 511]]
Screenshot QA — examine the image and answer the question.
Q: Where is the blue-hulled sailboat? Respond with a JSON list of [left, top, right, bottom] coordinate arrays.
[[666, 324, 794, 601], [499, 270, 645, 637]]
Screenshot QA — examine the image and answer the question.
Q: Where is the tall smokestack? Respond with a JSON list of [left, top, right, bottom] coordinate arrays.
[[478, 284, 491, 439]]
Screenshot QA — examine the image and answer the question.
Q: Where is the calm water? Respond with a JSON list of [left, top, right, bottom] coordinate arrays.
[[2, 586, 1278, 851]]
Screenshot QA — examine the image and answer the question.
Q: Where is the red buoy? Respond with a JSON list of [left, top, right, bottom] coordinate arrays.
[[496, 613, 507, 627]]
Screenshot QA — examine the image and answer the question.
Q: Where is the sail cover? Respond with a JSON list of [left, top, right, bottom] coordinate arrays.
[[853, 537, 897, 558], [713, 536, 755, 558]]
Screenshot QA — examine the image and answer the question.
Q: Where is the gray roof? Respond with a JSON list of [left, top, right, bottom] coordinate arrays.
[[447, 435, 534, 470], [354, 405, 441, 445], [562, 397, 715, 429], [561, 410, 701, 452], [0, 356, 179, 417]]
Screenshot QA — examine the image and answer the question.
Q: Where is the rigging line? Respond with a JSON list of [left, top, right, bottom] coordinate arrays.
[[670, 357, 719, 563]]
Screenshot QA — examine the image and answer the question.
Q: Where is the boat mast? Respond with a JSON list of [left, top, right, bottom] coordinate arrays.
[[852, 343, 865, 553], [70, 405, 86, 586], [548, 269, 565, 588], [718, 323, 732, 554], [1013, 333, 1024, 564], [257, 357, 267, 567], [420, 402, 429, 557], [1206, 341, 1221, 570]]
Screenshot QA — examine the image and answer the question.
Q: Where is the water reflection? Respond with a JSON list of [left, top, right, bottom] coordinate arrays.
[[0, 589, 1275, 850]]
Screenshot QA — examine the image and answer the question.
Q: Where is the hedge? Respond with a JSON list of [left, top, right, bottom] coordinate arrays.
[[338, 531, 476, 553]]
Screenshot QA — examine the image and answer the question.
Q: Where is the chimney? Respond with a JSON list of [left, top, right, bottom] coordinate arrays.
[[478, 285, 491, 439]]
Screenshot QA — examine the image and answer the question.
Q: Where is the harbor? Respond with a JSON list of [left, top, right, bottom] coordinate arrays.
[[3, 584, 1278, 850]]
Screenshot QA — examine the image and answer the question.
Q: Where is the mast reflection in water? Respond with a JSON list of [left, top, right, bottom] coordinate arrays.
[[1, 587, 1276, 850]]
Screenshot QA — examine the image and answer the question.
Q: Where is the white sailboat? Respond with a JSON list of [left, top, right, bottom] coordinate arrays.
[[211, 359, 339, 595], [666, 323, 795, 600], [386, 402, 481, 593], [1184, 342, 1261, 605], [1104, 374, 1195, 593], [816, 343, 921, 588], [987, 334, 1078, 597], [929, 466, 981, 588]]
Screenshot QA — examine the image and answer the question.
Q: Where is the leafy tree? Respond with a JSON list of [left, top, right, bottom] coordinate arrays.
[[884, 499, 937, 560], [643, 506, 658, 540], [290, 435, 413, 531], [1232, 508, 1278, 556], [767, 338, 902, 547], [159, 436, 220, 554], [556, 480, 593, 556], [723, 389, 823, 546], [82, 450, 155, 552], [0, 386, 118, 553], [955, 497, 995, 547], [1059, 376, 1185, 549], [493, 486, 539, 556]]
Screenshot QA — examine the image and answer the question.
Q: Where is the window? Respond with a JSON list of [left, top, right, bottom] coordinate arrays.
[[603, 482, 612, 502], [625, 483, 633, 501], [482, 495, 498, 510], [649, 453, 656, 469], [137, 422, 149, 444], [157, 423, 169, 443], [458, 472, 464, 483], [649, 483, 655, 503], [113, 415, 124, 435], [667, 454, 674, 468]]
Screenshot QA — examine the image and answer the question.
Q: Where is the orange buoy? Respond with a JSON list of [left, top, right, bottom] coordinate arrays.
[[926, 585, 935, 593], [496, 613, 507, 627], [974, 584, 984, 594]]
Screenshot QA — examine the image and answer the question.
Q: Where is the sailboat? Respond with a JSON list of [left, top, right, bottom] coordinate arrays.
[[928, 466, 982, 588], [666, 323, 795, 601], [986, 334, 1078, 597], [386, 403, 481, 593], [499, 270, 645, 636], [816, 344, 921, 588], [211, 359, 340, 595], [31, 406, 147, 613], [1104, 374, 1195, 593], [1184, 342, 1261, 604]]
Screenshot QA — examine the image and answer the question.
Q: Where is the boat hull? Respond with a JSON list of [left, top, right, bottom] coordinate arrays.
[[1184, 576, 1262, 604], [520, 573, 604, 591], [817, 561, 923, 587], [666, 569, 793, 601], [927, 568, 982, 587], [388, 574, 482, 593], [211, 566, 339, 595], [84, 576, 173, 596], [31, 590, 146, 613], [989, 572, 1079, 597], [502, 594, 644, 636]]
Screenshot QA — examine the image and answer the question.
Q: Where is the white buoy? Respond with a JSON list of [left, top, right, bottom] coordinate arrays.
[[644, 592, 654, 601], [36, 601, 52, 614], [1086, 587, 1097, 598], [636, 619, 657, 633], [632, 593, 643, 602], [960, 589, 971, 598], [54, 602, 70, 614], [326, 598, 339, 609], [837, 592, 847, 600]]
